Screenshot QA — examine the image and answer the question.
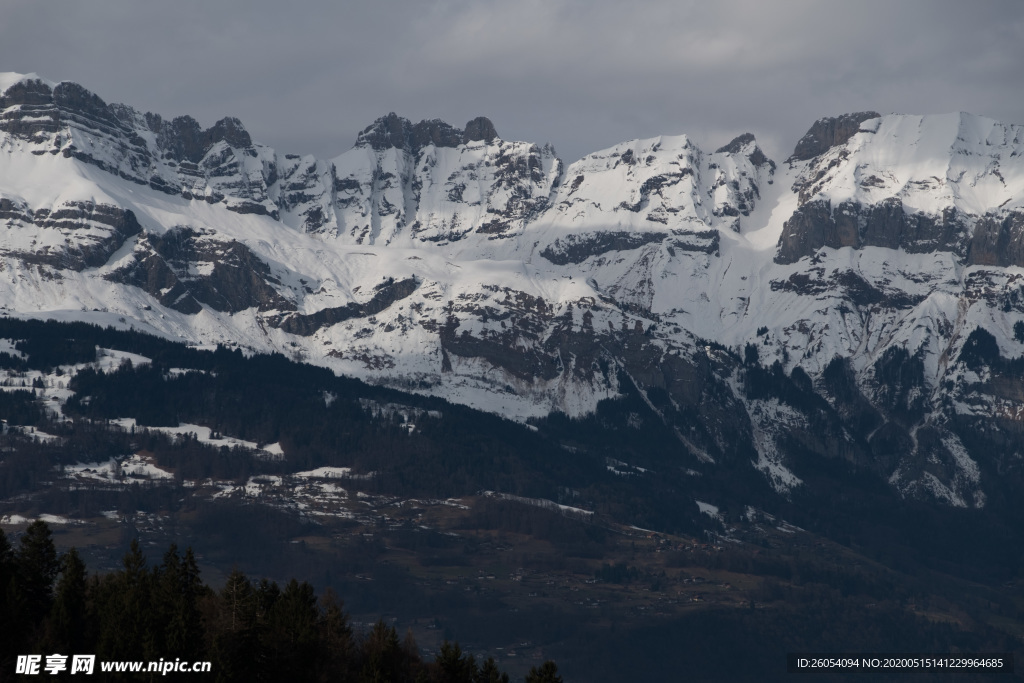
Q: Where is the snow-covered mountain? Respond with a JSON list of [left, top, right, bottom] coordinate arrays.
[[3, 72, 1024, 510]]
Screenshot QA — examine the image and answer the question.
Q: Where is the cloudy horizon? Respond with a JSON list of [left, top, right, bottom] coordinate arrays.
[[1, 0, 1021, 164]]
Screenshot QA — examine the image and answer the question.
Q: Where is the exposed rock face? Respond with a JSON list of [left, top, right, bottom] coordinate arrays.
[[0, 199, 141, 271], [968, 212, 1024, 267], [539, 229, 720, 266], [0, 78, 63, 141], [333, 114, 558, 244], [440, 288, 563, 382], [270, 277, 419, 336], [355, 113, 499, 153], [5, 74, 1024, 511], [715, 132, 774, 170], [769, 265, 925, 309], [777, 111, 1024, 265], [53, 81, 132, 148], [108, 242, 203, 315], [541, 231, 669, 265], [788, 111, 880, 162], [145, 113, 253, 164], [463, 116, 497, 143], [356, 113, 466, 152], [432, 286, 758, 467], [776, 199, 970, 264], [540, 132, 774, 237], [106, 228, 295, 314], [0, 75, 333, 222]]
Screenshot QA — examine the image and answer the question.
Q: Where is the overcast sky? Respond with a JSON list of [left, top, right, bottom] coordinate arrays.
[[1, 0, 1021, 163]]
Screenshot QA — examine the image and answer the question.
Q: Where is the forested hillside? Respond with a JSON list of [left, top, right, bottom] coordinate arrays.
[[0, 320, 1022, 680]]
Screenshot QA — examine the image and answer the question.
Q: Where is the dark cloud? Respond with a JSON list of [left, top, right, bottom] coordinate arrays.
[[1, 0, 1021, 162]]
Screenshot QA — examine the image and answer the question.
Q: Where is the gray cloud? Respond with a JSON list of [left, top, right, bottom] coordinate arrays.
[[1, 0, 1021, 163]]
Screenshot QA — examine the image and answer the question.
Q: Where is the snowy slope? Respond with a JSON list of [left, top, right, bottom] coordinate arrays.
[[330, 116, 561, 248], [2, 72, 1024, 509], [793, 112, 1024, 216]]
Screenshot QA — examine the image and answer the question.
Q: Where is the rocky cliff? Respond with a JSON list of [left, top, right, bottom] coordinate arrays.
[[2, 72, 1024, 511]]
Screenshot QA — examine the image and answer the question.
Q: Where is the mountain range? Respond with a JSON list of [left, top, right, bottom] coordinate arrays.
[[2, 71, 1024, 513]]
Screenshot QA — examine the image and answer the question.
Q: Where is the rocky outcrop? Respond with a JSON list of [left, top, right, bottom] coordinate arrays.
[[108, 245, 203, 315], [269, 277, 419, 336], [144, 113, 253, 164], [715, 132, 774, 170], [463, 116, 497, 143], [107, 228, 295, 314], [968, 212, 1024, 267], [0, 79, 152, 177], [334, 115, 559, 244], [53, 82, 134, 147], [787, 111, 880, 162], [0, 78, 62, 141], [541, 231, 674, 265], [775, 198, 970, 264], [355, 113, 498, 153], [434, 286, 760, 467], [769, 266, 925, 309], [0, 199, 141, 271], [0, 76, 327, 223]]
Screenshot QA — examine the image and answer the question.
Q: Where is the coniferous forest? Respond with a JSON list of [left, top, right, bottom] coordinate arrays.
[[1, 520, 563, 682]]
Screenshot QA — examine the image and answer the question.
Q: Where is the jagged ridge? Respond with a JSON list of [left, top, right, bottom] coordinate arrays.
[[2, 72, 1024, 511]]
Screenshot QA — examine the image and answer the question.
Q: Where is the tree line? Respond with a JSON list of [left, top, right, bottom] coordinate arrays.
[[0, 521, 562, 682]]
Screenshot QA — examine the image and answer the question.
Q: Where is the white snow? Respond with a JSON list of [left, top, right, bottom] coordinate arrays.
[[0, 72, 56, 93], [62, 459, 121, 482], [121, 453, 174, 480], [0, 93, 1020, 506], [293, 467, 354, 479], [482, 491, 593, 517], [109, 419, 280, 455], [95, 348, 151, 371], [0, 339, 26, 358], [695, 500, 721, 521], [0, 513, 73, 525]]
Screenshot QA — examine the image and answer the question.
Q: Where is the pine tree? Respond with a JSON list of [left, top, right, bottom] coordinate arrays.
[[320, 587, 352, 650], [436, 640, 477, 683], [96, 539, 153, 661], [266, 579, 320, 681], [0, 526, 13, 585], [402, 629, 422, 681], [253, 577, 280, 625], [525, 661, 562, 683], [152, 543, 183, 653], [475, 657, 509, 683], [213, 569, 261, 683], [0, 527, 17, 674], [155, 544, 205, 659], [361, 620, 405, 683], [13, 520, 59, 641], [319, 587, 353, 681], [178, 547, 206, 655], [47, 547, 88, 653], [221, 569, 255, 633]]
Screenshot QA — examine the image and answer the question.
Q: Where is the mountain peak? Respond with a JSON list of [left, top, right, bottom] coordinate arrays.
[[715, 132, 773, 168], [0, 71, 56, 95], [714, 132, 757, 154], [409, 118, 463, 150], [208, 116, 253, 149], [356, 112, 410, 150], [356, 113, 499, 153], [788, 111, 881, 162], [463, 116, 497, 143], [144, 113, 254, 163]]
